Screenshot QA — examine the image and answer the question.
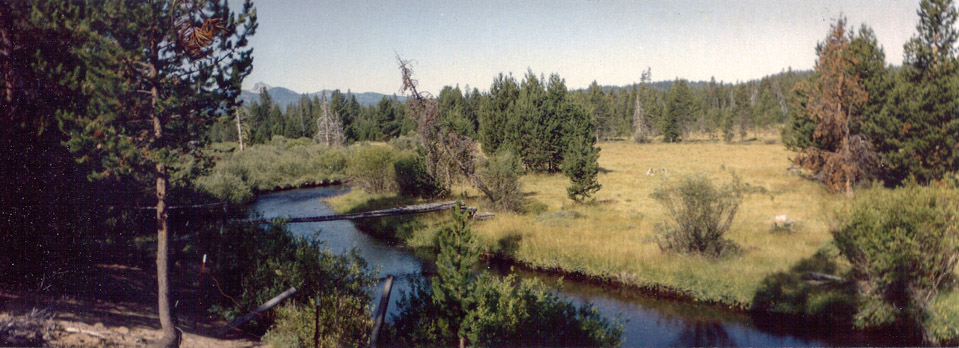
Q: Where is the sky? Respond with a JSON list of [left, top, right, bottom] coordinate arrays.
[[232, 0, 920, 95]]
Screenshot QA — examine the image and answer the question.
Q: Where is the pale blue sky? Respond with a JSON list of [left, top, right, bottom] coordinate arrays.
[[234, 0, 920, 95]]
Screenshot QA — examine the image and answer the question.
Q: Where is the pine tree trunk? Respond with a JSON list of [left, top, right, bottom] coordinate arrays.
[[152, 83, 180, 348]]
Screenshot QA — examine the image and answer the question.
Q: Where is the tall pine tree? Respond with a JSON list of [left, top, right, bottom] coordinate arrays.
[[61, 2, 256, 346]]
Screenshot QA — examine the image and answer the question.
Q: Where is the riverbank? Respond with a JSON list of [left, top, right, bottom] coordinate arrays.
[[325, 140, 959, 345]]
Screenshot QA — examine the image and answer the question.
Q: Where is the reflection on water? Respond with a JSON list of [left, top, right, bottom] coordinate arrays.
[[253, 186, 874, 347]]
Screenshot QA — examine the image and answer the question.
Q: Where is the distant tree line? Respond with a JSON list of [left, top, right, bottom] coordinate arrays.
[[222, 69, 809, 157]]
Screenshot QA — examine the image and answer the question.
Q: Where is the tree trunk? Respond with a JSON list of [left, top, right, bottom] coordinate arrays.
[[235, 108, 244, 151], [152, 82, 180, 347]]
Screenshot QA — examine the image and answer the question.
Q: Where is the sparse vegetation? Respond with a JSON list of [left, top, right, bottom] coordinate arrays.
[[650, 173, 744, 257]]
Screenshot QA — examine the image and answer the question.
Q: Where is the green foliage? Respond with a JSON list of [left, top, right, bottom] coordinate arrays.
[[869, 0, 959, 185], [394, 151, 448, 198], [393, 273, 623, 347], [263, 296, 372, 348], [346, 145, 397, 193], [663, 80, 693, 142], [479, 150, 525, 212], [212, 221, 377, 334], [479, 74, 519, 155], [831, 183, 959, 340], [651, 174, 744, 257], [431, 204, 480, 342], [198, 138, 347, 202], [467, 274, 624, 347], [562, 135, 602, 202]]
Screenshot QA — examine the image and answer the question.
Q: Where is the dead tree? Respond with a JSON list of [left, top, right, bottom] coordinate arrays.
[[397, 56, 495, 201], [314, 92, 345, 147]]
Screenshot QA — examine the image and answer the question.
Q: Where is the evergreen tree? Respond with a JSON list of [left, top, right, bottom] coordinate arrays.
[[507, 71, 548, 170], [478, 73, 518, 155], [790, 17, 878, 196], [431, 203, 479, 347], [563, 132, 602, 202], [59, 2, 256, 346], [878, 0, 959, 184], [663, 79, 692, 142]]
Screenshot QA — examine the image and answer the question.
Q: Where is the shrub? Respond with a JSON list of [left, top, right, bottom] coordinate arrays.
[[651, 173, 743, 257], [832, 183, 959, 342], [210, 221, 377, 334], [392, 274, 623, 347], [394, 151, 448, 198], [263, 295, 372, 348], [479, 150, 524, 212], [346, 145, 397, 193]]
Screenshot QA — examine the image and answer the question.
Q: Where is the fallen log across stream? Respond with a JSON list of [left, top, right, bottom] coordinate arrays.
[[243, 201, 492, 224]]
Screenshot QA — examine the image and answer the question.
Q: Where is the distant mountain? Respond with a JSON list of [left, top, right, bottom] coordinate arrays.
[[239, 83, 406, 108]]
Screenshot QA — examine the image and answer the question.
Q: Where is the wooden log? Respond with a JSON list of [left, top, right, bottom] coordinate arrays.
[[245, 201, 459, 224], [218, 286, 297, 336], [368, 275, 395, 348], [803, 272, 845, 283]]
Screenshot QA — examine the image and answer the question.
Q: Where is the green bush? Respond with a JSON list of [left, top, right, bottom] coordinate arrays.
[[479, 150, 524, 212], [197, 138, 349, 203], [210, 221, 377, 334], [395, 151, 448, 198], [346, 145, 397, 193], [263, 295, 372, 348], [832, 183, 959, 342], [651, 173, 743, 257], [392, 274, 623, 347]]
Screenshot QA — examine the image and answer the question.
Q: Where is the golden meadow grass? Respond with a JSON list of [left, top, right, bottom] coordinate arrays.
[[327, 139, 842, 306], [326, 138, 958, 339]]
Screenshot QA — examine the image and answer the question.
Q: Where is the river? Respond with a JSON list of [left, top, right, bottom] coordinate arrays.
[[252, 186, 879, 347]]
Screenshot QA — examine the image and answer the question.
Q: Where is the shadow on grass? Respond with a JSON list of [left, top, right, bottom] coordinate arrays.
[[751, 246, 858, 332]]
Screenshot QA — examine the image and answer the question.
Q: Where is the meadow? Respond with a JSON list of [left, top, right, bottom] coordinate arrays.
[[326, 138, 959, 343]]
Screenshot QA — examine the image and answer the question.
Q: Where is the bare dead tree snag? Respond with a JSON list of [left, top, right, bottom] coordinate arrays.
[[397, 56, 496, 201]]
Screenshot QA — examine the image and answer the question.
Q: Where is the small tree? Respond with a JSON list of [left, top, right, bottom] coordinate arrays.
[[479, 150, 524, 212], [562, 135, 601, 202], [431, 204, 479, 348], [651, 174, 743, 257]]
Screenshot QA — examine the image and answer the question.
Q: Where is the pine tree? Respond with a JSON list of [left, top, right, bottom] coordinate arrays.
[[791, 16, 878, 196], [663, 80, 692, 142], [879, 0, 959, 184], [60, 2, 256, 346], [478, 73, 518, 155], [563, 132, 602, 202], [431, 203, 479, 347]]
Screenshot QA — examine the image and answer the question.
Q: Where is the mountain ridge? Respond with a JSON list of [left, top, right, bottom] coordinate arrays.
[[240, 83, 406, 107]]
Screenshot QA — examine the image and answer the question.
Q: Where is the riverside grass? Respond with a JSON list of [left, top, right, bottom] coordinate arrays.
[[324, 139, 959, 342]]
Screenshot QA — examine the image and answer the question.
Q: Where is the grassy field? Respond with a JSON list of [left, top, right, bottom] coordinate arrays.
[[325, 139, 958, 343]]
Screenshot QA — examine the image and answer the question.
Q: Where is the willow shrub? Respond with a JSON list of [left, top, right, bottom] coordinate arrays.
[[346, 145, 397, 193], [651, 173, 744, 257], [832, 182, 959, 342]]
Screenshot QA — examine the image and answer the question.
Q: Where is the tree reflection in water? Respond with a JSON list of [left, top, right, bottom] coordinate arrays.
[[673, 320, 736, 347]]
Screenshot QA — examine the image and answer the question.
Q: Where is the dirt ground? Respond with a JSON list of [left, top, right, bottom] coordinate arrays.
[[0, 263, 267, 348]]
